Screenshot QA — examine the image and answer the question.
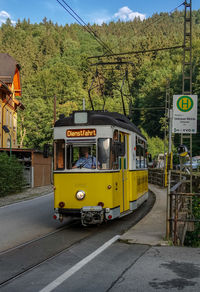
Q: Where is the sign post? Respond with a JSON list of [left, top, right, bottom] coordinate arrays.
[[172, 95, 198, 134]]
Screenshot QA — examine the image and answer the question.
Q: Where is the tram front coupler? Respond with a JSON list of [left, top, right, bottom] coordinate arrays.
[[81, 206, 104, 226]]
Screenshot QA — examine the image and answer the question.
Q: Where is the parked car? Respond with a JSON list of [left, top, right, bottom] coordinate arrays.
[[176, 156, 200, 171]]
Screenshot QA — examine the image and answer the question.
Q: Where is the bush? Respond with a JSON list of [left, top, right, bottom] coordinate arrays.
[[0, 152, 24, 197]]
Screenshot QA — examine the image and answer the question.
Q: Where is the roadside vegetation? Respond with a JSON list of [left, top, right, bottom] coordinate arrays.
[[0, 153, 24, 197]]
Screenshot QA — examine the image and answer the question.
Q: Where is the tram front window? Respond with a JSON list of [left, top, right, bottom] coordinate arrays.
[[67, 144, 97, 169], [98, 138, 112, 170]]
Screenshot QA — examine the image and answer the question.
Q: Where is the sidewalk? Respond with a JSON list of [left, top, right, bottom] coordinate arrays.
[[0, 185, 53, 207], [118, 184, 200, 292], [120, 184, 168, 245]]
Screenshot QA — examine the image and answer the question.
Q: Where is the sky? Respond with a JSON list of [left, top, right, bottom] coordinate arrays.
[[0, 0, 199, 26]]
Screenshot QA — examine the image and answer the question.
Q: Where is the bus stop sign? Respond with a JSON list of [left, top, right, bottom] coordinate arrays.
[[172, 95, 198, 134]]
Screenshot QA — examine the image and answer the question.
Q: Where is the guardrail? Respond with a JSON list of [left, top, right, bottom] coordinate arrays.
[[169, 171, 200, 246], [148, 168, 167, 187], [149, 168, 200, 246]]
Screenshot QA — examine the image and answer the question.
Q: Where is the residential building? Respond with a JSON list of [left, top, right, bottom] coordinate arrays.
[[0, 53, 24, 148]]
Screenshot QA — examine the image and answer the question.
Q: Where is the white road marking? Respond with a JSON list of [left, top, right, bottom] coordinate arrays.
[[39, 235, 120, 292]]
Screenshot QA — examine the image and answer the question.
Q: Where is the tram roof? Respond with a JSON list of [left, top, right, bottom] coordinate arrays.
[[55, 111, 146, 140]]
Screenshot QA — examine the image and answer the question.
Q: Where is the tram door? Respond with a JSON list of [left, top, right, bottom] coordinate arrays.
[[120, 132, 129, 212]]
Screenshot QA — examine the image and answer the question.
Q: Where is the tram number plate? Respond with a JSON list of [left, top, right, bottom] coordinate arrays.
[[82, 206, 102, 212]]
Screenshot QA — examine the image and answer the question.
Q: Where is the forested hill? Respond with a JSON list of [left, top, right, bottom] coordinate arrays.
[[0, 10, 200, 152]]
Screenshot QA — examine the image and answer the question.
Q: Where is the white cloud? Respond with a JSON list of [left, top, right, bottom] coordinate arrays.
[[94, 16, 111, 25], [114, 6, 146, 21], [90, 6, 146, 25], [88, 10, 112, 25], [0, 10, 16, 25]]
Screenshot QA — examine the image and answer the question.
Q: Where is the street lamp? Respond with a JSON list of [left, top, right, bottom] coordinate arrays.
[[2, 125, 12, 156]]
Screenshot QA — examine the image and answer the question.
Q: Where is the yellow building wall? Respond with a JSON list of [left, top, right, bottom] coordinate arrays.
[[0, 95, 18, 148]]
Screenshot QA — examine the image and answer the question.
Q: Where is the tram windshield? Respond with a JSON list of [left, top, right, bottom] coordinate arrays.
[[54, 138, 114, 170], [67, 144, 97, 169]]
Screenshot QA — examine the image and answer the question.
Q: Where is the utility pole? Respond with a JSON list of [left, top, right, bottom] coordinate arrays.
[[82, 98, 85, 111], [181, 0, 192, 192], [165, 79, 170, 239], [54, 95, 57, 124]]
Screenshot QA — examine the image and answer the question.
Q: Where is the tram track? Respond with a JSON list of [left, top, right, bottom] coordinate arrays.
[[0, 219, 94, 287], [0, 191, 155, 289]]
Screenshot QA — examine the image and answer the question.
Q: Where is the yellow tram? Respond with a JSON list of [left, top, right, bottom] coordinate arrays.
[[53, 111, 148, 226]]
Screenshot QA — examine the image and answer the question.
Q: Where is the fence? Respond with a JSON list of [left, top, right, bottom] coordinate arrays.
[[149, 168, 200, 246], [168, 173, 200, 245], [148, 168, 167, 187]]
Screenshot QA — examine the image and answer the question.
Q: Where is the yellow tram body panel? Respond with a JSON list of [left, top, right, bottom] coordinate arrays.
[[128, 170, 148, 202], [54, 172, 123, 210], [54, 169, 148, 212]]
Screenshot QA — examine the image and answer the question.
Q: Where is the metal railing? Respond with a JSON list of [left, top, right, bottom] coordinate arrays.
[[148, 168, 167, 187], [169, 172, 200, 245]]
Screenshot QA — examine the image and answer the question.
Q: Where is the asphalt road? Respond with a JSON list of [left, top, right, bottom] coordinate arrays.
[[0, 192, 156, 291], [0, 192, 199, 292], [0, 193, 69, 253]]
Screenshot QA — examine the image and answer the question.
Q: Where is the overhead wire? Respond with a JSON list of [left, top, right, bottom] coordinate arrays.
[[88, 1, 185, 60], [141, 1, 185, 32], [56, 0, 185, 115], [56, 0, 113, 55], [88, 45, 184, 59]]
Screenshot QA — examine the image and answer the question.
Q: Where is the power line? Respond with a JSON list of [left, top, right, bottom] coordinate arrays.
[[88, 45, 184, 59], [56, 0, 113, 55], [88, 1, 185, 60], [141, 1, 185, 31]]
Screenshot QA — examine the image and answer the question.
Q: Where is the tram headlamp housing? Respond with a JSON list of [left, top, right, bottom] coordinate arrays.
[[76, 190, 86, 200]]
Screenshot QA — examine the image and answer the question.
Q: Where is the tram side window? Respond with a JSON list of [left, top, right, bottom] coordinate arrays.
[[98, 138, 112, 170], [55, 140, 65, 170], [112, 130, 119, 169], [136, 145, 145, 169]]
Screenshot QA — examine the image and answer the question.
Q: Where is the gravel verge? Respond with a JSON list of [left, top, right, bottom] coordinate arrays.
[[0, 185, 54, 207]]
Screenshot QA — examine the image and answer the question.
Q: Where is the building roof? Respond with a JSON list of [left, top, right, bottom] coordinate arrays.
[[0, 53, 20, 83]]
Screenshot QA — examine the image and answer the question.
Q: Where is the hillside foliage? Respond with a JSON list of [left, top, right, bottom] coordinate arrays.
[[0, 10, 200, 155]]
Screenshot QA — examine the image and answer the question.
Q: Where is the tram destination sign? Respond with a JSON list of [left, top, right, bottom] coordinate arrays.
[[66, 129, 96, 137], [172, 95, 198, 134]]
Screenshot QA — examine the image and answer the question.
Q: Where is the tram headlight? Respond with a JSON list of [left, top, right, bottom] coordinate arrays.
[[76, 190, 86, 200]]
